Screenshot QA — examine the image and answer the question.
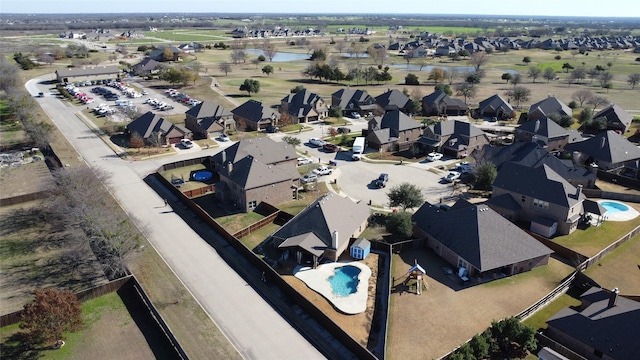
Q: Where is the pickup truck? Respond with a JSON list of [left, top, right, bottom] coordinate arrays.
[[374, 173, 388, 188]]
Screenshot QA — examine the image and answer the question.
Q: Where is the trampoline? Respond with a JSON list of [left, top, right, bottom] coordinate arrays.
[[192, 171, 213, 182]]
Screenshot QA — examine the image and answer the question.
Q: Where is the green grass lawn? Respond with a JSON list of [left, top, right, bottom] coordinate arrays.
[[583, 234, 640, 293], [553, 218, 640, 257], [522, 293, 581, 331]]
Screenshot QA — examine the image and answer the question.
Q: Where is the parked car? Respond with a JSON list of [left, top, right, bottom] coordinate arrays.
[[218, 134, 230, 142], [337, 127, 351, 134], [374, 173, 389, 188], [180, 139, 194, 149], [454, 161, 473, 174], [426, 152, 443, 161], [323, 143, 339, 152], [300, 173, 318, 184], [297, 157, 312, 166], [313, 166, 333, 176], [351, 112, 361, 119], [445, 171, 461, 183], [265, 125, 279, 133], [309, 137, 326, 147]]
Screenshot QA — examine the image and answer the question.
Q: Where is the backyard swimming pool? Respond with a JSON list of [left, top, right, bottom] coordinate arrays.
[[328, 266, 361, 297], [600, 201, 629, 213], [596, 200, 639, 221]]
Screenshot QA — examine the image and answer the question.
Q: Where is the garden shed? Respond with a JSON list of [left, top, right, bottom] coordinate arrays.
[[350, 238, 371, 260]]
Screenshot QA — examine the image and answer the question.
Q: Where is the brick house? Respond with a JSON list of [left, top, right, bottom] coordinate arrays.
[[527, 95, 572, 122], [515, 117, 572, 152], [280, 89, 328, 124], [231, 99, 280, 132], [126, 111, 191, 145], [422, 90, 469, 116], [331, 88, 379, 117], [365, 110, 422, 151], [185, 100, 235, 139], [375, 89, 412, 114], [418, 119, 489, 158]]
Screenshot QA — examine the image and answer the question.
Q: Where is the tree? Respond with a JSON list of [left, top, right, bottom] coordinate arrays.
[[427, 67, 445, 84], [403, 49, 418, 68], [509, 73, 522, 87], [562, 63, 574, 73], [577, 108, 594, 124], [543, 67, 556, 82], [262, 39, 277, 62], [587, 67, 600, 84], [20, 288, 83, 345], [282, 136, 301, 148], [627, 73, 640, 89], [0, 59, 20, 91], [385, 211, 413, 239], [466, 73, 481, 85], [37, 53, 55, 66], [569, 67, 587, 85], [585, 116, 608, 132], [404, 73, 419, 85], [239, 79, 260, 96], [501, 72, 512, 83], [160, 67, 183, 86], [218, 62, 231, 76], [468, 52, 489, 71], [522, 56, 531, 65], [572, 89, 594, 107], [129, 131, 145, 152], [587, 95, 608, 110], [598, 72, 614, 89], [505, 85, 531, 109], [470, 333, 490, 359], [290, 85, 305, 93], [309, 49, 327, 62], [230, 48, 246, 65], [162, 47, 174, 61], [528, 67, 541, 83], [434, 83, 452, 96], [458, 49, 470, 59], [445, 69, 458, 85], [489, 317, 537, 357], [454, 83, 477, 104], [368, 45, 387, 66], [387, 182, 424, 211], [262, 65, 274, 77], [23, 119, 53, 149], [473, 162, 497, 190]]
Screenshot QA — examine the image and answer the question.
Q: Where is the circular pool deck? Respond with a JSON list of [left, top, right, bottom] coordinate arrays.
[[293, 261, 371, 314], [596, 200, 640, 221]]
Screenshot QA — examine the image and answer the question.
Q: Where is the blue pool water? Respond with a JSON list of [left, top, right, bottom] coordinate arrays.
[[601, 201, 629, 213], [328, 266, 361, 297]]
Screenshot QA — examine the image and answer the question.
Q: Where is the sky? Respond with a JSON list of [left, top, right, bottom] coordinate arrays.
[[1, 0, 639, 18]]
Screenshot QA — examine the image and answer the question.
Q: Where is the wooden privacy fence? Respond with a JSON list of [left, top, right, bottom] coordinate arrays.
[[182, 185, 214, 198], [578, 225, 640, 271], [232, 211, 279, 239]]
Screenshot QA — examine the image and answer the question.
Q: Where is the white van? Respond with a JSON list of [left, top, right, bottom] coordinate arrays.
[[115, 100, 133, 107], [352, 137, 365, 160]]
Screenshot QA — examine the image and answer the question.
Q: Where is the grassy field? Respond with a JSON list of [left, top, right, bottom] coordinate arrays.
[[583, 234, 640, 293], [522, 293, 582, 331]]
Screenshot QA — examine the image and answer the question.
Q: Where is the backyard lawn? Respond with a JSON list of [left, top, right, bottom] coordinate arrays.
[[553, 215, 640, 257]]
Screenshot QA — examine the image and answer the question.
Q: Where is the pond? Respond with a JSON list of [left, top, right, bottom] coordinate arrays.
[[245, 49, 310, 62]]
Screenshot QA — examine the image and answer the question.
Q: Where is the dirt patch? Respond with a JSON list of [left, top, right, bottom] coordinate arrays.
[[281, 252, 381, 347], [0, 156, 55, 199]]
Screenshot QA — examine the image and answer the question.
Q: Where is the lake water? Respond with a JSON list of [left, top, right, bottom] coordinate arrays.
[[245, 48, 310, 62]]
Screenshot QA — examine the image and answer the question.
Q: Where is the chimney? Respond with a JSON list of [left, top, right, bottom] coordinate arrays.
[[534, 119, 540, 133], [222, 150, 226, 163], [226, 161, 233, 174], [575, 184, 583, 199], [608, 287, 619, 308], [601, 136, 606, 149], [331, 229, 339, 251]]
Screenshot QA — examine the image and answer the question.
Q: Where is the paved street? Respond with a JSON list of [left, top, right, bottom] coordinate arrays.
[[25, 76, 325, 360]]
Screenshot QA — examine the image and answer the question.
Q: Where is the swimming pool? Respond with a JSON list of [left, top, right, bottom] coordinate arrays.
[[600, 201, 629, 213], [328, 266, 361, 297]]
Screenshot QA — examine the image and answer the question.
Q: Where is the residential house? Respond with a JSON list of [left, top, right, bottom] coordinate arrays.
[[150, 44, 182, 62], [515, 117, 572, 152], [273, 194, 370, 267], [185, 101, 235, 139], [412, 199, 553, 279], [488, 162, 587, 236], [421, 90, 469, 116], [331, 88, 378, 117], [55, 65, 120, 83], [471, 142, 597, 189], [231, 99, 280, 132], [365, 110, 422, 151], [131, 58, 160, 77], [280, 90, 328, 124], [126, 111, 191, 145], [477, 94, 516, 120], [545, 287, 640, 360], [375, 89, 413, 114], [565, 130, 640, 173], [418, 119, 489, 158], [210, 138, 299, 212], [527, 95, 572, 122], [592, 103, 633, 134]]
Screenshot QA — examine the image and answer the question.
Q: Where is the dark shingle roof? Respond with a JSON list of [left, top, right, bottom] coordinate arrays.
[[332, 88, 374, 109], [527, 96, 572, 119], [422, 90, 468, 110], [56, 65, 120, 78], [517, 117, 570, 139], [375, 89, 412, 111], [281, 89, 323, 117], [564, 130, 640, 164], [218, 155, 294, 190], [126, 111, 188, 139], [379, 109, 422, 133], [231, 99, 279, 123], [432, 119, 486, 138], [211, 137, 297, 167], [493, 162, 585, 208], [186, 100, 232, 120], [412, 200, 552, 272], [594, 103, 633, 129], [478, 94, 513, 113]]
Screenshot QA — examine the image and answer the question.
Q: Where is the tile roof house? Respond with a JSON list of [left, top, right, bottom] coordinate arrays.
[[375, 89, 413, 114], [365, 110, 422, 151], [527, 95, 572, 122], [185, 100, 235, 139], [477, 94, 516, 120], [209, 138, 299, 212], [592, 103, 633, 134], [280, 89, 328, 124], [55, 65, 121, 83], [545, 287, 640, 360], [421, 90, 469, 116], [331, 88, 379, 116], [489, 162, 587, 237], [231, 99, 280, 132], [515, 117, 572, 152], [471, 142, 597, 189], [273, 194, 370, 267], [126, 111, 191, 145], [412, 199, 553, 279], [131, 58, 160, 76], [565, 130, 640, 172], [418, 119, 489, 158]]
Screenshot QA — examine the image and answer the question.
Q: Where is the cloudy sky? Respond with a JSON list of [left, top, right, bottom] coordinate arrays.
[[1, 0, 638, 18]]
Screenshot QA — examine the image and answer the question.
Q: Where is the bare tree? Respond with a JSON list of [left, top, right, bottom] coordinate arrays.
[[454, 82, 477, 104], [468, 52, 489, 71], [262, 39, 277, 62], [0, 59, 20, 91], [334, 39, 347, 54], [37, 53, 55, 66], [528, 67, 542, 83], [543, 67, 556, 83], [587, 95, 609, 110], [218, 62, 232, 76], [445, 69, 459, 85], [627, 73, 640, 90], [147, 131, 164, 152], [510, 73, 522, 87], [368, 45, 387, 66], [598, 72, 614, 89], [505, 85, 531, 109], [129, 131, 144, 152], [572, 89, 594, 107], [230, 48, 246, 64]]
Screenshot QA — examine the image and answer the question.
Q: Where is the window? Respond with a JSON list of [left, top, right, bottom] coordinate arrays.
[[533, 198, 549, 209], [521, 195, 526, 202], [248, 200, 257, 209]]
